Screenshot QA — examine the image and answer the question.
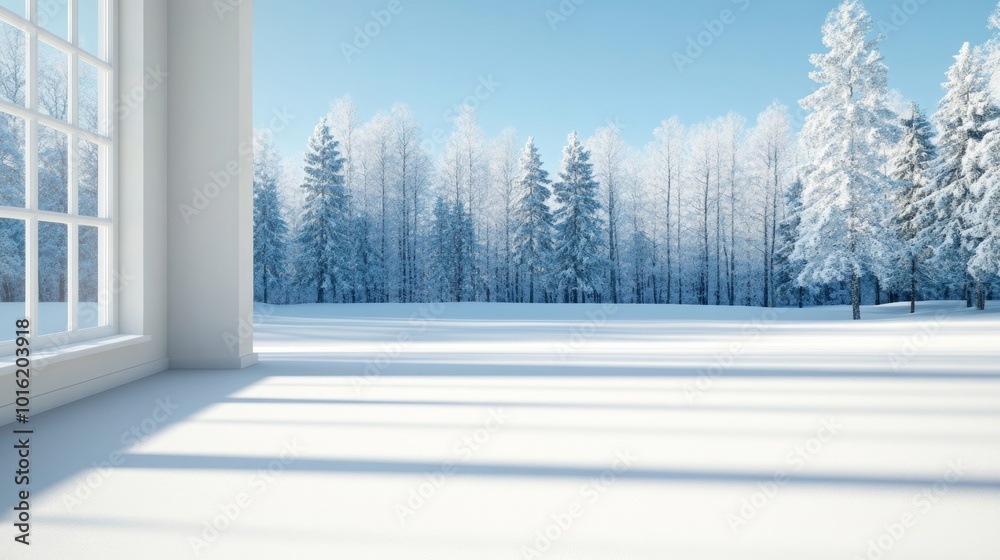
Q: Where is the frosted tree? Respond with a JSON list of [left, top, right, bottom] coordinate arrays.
[[512, 137, 554, 303], [552, 132, 606, 303], [429, 196, 453, 302], [717, 113, 745, 306], [749, 103, 792, 307], [447, 105, 485, 299], [253, 130, 289, 304], [987, 2, 1000, 101], [621, 156, 654, 303], [450, 201, 476, 301], [364, 112, 396, 302], [773, 178, 806, 307], [968, 9, 1000, 306], [688, 123, 715, 305], [890, 103, 936, 313], [927, 43, 994, 308], [0, 29, 25, 302], [489, 128, 521, 302], [794, 0, 898, 320], [392, 103, 430, 303], [588, 125, 627, 304], [648, 118, 686, 304], [293, 118, 350, 303]]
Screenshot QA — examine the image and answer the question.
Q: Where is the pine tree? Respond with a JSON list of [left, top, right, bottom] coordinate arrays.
[[774, 178, 805, 308], [253, 131, 290, 304], [890, 103, 936, 313], [452, 201, 476, 302], [430, 196, 453, 302], [512, 137, 554, 303], [293, 118, 350, 303], [552, 132, 606, 303], [926, 43, 995, 309], [968, 9, 1000, 306], [794, 0, 899, 320]]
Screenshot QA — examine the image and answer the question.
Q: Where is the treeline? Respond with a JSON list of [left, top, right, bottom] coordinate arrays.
[[253, 1, 1000, 318]]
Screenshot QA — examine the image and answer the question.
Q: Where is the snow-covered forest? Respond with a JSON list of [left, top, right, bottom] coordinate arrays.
[[247, 1, 1000, 319]]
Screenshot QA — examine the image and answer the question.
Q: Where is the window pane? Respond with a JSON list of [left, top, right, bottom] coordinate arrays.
[[0, 21, 26, 106], [78, 0, 100, 56], [0, 0, 25, 17], [78, 224, 101, 329], [38, 40, 69, 122], [38, 124, 68, 212], [38, 221, 67, 335], [78, 59, 100, 133], [0, 218, 25, 342], [37, 0, 69, 41], [0, 111, 25, 208], [78, 137, 98, 216]]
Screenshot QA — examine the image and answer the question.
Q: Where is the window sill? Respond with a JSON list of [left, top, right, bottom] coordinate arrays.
[[0, 334, 152, 376]]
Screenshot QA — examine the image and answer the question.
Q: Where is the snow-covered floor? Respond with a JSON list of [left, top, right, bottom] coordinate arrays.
[[2, 301, 1000, 559]]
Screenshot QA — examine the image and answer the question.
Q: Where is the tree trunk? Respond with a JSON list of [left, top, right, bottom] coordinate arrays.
[[851, 271, 861, 320]]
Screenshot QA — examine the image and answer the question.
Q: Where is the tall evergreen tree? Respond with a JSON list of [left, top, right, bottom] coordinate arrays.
[[294, 118, 350, 303], [452, 201, 477, 302], [774, 178, 805, 308], [429, 196, 453, 302], [253, 131, 290, 304], [926, 43, 995, 308], [512, 137, 554, 303], [890, 103, 936, 313], [794, 0, 898, 320], [552, 132, 606, 303], [968, 8, 1000, 305]]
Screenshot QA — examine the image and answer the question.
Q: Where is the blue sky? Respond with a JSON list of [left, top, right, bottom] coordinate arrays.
[[253, 0, 996, 171]]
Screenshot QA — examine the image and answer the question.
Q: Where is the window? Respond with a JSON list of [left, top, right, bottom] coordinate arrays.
[[0, 0, 114, 352]]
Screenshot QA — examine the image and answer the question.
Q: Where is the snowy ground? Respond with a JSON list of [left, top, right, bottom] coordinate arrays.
[[2, 301, 999, 559]]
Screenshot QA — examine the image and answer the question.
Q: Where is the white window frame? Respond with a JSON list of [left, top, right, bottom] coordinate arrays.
[[0, 0, 116, 356]]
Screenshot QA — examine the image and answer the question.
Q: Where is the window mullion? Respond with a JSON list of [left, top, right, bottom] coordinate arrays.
[[69, 0, 77, 46], [25, 0, 39, 332], [67, 0, 80, 332], [68, 221, 78, 331]]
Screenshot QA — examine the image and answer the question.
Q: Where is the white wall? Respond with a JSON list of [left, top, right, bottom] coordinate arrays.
[[167, 0, 256, 370]]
